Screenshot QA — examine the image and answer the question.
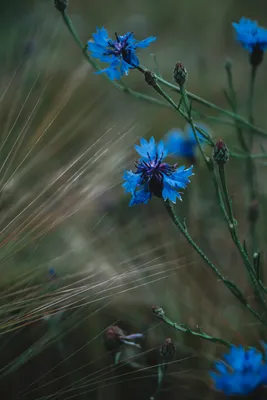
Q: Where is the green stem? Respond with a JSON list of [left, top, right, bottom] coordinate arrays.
[[154, 307, 231, 347], [163, 200, 265, 324], [219, 165, 267, 311], [247, 66, 258, 254], [156, 75, 267, 139], [150, 364, 167, 400]]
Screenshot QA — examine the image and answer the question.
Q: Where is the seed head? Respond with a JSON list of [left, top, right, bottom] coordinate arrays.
[[212, 139, 229, 165], [173, 62, 188, 87], [54, 0, 68, 12]]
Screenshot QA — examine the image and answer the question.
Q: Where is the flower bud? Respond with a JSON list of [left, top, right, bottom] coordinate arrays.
[[173, 62, 188, 87], [159, 337, 176, 363], [104, 325, 125, 351], [152, 305, 165, 318], [54, 0, 68, 12], [212, 139, 229, 165], [144, 70, 157, 87]]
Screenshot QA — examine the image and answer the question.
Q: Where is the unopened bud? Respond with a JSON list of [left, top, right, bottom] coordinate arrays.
[[159, 337, 176, 363], [212, 139, 229, 165], [152, 305, 165, 318], [173, 62, 188, 87], [54, 0, 68, 12], [144, 70, 157, 87]]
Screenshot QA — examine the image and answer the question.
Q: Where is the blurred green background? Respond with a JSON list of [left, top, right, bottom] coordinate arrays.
[[0, 0, 267, 399]]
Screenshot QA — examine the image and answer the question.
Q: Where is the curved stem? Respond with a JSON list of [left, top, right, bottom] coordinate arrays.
[[163, 200, 266, 325]]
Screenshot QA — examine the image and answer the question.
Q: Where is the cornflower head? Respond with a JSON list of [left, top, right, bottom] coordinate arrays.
[[210, 343, 267, 395], [104, 325, 143, 351], [122, 137, 193, 206], [232, 17, 267, 66], [88, 27, 156, 80], [164, 123, 208, 163]]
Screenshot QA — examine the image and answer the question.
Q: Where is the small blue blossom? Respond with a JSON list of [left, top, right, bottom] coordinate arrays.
[[164, 123, 208, 162], [233, 18, 267, 66], [88, 27, 156, 80], [49, 267, 57, 280], [210, 344, 267, 395], [122, 137, 193, 206]]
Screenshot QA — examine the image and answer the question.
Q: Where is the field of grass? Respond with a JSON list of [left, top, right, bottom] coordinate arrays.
[[1, 0, 267, 399]]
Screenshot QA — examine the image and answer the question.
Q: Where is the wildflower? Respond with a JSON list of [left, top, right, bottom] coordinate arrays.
[[232, 18, 267, 66], [104, 325, 143, 351], [88, 27, 156, 80], [210, 344, 267, 395], [212, 139, 229, 166], [122, 137, 193, 206], [160, 338, 176, 364], [164, 123, 208, 163]]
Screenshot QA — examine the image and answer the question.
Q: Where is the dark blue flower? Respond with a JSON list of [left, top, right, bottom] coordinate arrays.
[[210, 344, 267, 395], [122, 137, 193, 206], [164, 123, 208, 162], [88, 27, 156, 80], [233, 18, 267, 66]]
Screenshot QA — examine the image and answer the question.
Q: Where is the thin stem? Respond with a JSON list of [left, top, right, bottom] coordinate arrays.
[[219, 165, 267, 311], [247, 65, 258, 254], [150, 364, 167, 400], [225, 62, 259, 256], [156, 75, 267, 140], [153, 307, 231, 347], [163, 200, 266, 325]]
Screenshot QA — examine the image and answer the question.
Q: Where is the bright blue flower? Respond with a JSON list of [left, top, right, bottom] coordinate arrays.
[[210, 344, 267, 395], [88, 27, 156, 80], [122, 137, 193, 206], [232, 18, 267, 54], [164, 123, 208, 161]]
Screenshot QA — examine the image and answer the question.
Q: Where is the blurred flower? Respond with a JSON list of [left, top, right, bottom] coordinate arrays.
[[49, 267, 57, 280], [23, 40, 36, 57], [210, 344, 267, 395], [232, 18, 267, 66], [104, 325, 143, 351], [122, 137, 193, 206], [88, 27, 156, 80], [164, 123, 208, 163]]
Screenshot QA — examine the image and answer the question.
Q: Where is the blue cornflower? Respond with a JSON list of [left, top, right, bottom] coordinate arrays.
[[164, 123, 208, 162], [88, 27, 156, 80], [122, 137, 193, 206], [233, 18, 267, 66], [210, 344, 267, 395]]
